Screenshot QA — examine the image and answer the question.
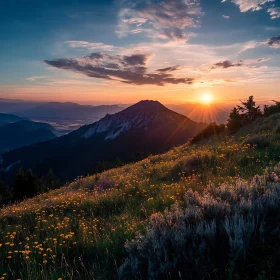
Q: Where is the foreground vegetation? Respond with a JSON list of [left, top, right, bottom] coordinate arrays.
[[0, 99, 280, 279]]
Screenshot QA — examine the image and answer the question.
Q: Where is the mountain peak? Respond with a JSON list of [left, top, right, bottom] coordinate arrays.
[[117, 100, 168, 118], [130, 100, 165, 110], [80, 100, 198, 140]]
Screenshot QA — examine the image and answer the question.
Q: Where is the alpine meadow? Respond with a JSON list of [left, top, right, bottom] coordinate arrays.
[[0, 0, 280, 279]]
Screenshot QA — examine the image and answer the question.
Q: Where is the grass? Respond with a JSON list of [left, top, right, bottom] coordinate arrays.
[[0, 114, 280, 279]]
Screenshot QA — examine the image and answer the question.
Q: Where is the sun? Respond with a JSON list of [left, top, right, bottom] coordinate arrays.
[[201, 93, 213, 105]]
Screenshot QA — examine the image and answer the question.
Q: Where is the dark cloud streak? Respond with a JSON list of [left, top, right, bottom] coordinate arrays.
[[267, 36, 280, 48], [211, 60, 244, 69], [44, 53, 194, 86]]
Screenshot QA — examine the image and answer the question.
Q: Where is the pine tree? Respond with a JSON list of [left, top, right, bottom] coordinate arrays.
[[25, 169, 38, 197], [45, 168, 59, 190], [14, 168, 38, 199], [227, 107, 243, 133], [238, 96, 262, 124], [14, 168, 27, 199], [0, 180, 12, 204]]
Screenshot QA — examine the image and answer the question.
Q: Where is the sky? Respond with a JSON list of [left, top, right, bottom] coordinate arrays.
[[0, 0, 279, 105]]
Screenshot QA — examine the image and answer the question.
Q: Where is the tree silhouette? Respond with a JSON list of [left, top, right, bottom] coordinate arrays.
[[264, 100, 280, 117], [227, 107, 243, 133], [238, 96, 262, 124], [0, 180, 12, 204], [14, 168, 38, 199]]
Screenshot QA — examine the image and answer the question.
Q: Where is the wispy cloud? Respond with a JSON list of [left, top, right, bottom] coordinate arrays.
[[116, 0, 203, 41], [44, 52, 195, 86], [157, 65, 181, 72], [26, 76, 49, 82], [211, 60, 244, 69], [65, 41, 119, 51], [267, 35, 280, 47], [267, 6, 280, 18], [210, 58, 270, 70], [222, 0, 279, 19]]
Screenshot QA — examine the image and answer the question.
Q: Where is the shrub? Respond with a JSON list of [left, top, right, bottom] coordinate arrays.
[[178, 154, 213, 175], [120, 164, 280, 279], [276, 125, 280, 134], [254, 123, 273, 133], [96, 177, 115, 190], [243, 134, 270, 148], [264, 101, 280, 117]]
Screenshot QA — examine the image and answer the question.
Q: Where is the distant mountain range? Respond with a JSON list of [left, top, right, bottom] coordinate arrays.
[[1, 100, 207, 180], [0, 113, 26, 126], [0, 99, 124, 135], [0, 114, 56, 155]]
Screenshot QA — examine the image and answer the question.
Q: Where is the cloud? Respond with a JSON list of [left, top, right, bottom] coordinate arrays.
[[223, 15, 231, 19], [26, 76, 49, 82], [237, 40, 260, 54], [123, 54, 149, 65], [157, 65, 181, 72], [268, 6, 280, 18], [222, 0, 274, 12], [222, 0, 279, 19], [267, 35, 280, 47], [257, 57, 270, 62], [65, 41, 119, 51], [44, 52, 195, 86], [211, 60, 244, 69], [211, 58, 269, 70], [116, 0, 203, 41]]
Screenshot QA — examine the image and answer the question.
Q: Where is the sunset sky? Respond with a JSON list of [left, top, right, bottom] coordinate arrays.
[[0, 0, 279, 105]]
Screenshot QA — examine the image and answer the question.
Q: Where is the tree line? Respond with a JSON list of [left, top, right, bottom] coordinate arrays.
[[0, 152, 147, 205], [0, 169, 61, 205], [191, 96, 280, 143]]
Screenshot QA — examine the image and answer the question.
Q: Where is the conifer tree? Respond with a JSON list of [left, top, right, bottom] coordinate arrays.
[[227, 107, 243, 133], [238, 95, 262, 124]]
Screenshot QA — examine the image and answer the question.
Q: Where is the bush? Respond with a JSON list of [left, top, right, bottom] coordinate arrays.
[[120, 164, 280, 279], [96, 177, 115, 190], [264, 101, 280, 117], [178, 154, 213, 175], [243, 135, 270, 149]]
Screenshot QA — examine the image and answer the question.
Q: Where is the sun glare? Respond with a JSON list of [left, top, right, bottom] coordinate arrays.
[[201, 93, 213, 105]]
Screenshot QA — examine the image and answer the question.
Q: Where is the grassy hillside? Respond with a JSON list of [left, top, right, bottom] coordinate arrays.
[[0, 114, 280, 279]]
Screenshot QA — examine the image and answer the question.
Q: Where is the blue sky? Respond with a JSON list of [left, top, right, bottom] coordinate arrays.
[[0, 0, 279, 104]]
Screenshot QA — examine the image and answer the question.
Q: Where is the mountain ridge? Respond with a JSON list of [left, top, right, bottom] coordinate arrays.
[[1, 100, 207, 180], [0, 119, 57, 155]]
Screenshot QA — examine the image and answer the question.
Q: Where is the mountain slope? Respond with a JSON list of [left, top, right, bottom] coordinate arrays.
[[0, 120, 56, 154], [1, 100, 207, 179], [0, 113, 26, 126], [0, 113, 280, 279]]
